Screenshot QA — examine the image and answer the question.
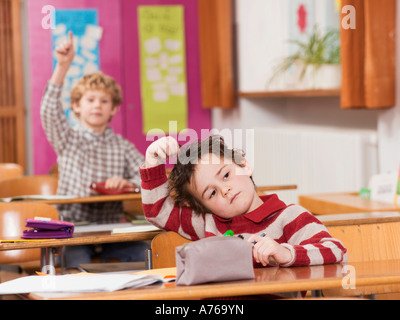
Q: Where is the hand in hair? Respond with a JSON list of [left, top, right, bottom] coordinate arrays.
[[145, 136, 180, 168]]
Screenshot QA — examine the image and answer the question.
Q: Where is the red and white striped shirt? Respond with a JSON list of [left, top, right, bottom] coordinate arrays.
[[141, 164, 347, 267]]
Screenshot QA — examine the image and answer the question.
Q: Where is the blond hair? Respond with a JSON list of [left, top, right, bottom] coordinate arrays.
[[70, 72, 122, 107]]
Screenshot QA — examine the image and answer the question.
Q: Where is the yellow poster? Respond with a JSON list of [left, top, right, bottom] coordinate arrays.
[[138, 5, 188, 134]]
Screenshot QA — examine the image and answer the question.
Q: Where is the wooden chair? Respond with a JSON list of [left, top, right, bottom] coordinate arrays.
[[149, 231, 192, 269], [0, 163, 23, 182], [0, 175, 58, 198], [0, 203, 59, 265]]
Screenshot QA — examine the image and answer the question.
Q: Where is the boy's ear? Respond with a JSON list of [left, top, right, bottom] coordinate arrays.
[[110, 105, 119, 116], [71, 102, 80, 114]]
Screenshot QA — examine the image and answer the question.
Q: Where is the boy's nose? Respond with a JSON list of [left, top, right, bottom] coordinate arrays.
[[222, 185, 232, 197]]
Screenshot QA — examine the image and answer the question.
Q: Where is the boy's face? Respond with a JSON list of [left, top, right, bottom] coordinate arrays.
[[72, 89, 118, 133], [187, 153, 263, 219]]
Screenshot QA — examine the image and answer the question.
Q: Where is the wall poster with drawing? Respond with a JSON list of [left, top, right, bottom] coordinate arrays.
[[138, 5, 188, 134]]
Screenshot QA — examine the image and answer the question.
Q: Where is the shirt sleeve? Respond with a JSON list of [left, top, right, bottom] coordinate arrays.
[[140, 164, 205, 240], [40, 82, 71, 155], [124, 141, 145, 187], [279, 207, 348, 267]]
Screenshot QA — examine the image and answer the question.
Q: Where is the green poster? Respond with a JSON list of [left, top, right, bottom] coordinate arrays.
[[138, 5, 188, 134]]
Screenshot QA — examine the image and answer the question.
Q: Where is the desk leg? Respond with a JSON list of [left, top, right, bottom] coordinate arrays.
[[40, 248, 56, 275], [145, 249, 152, 270], [40, 248, 47, 272], [311, 290, 323, 298], [48, 248, 56, 275]]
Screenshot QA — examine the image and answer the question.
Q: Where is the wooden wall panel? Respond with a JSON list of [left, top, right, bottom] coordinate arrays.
[[0, 0, 26, 168], [198, 0, 236, 109]]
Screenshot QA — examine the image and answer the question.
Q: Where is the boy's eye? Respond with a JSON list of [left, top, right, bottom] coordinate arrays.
[[224, 172, 229, 179], [209, 190, 216, 199]]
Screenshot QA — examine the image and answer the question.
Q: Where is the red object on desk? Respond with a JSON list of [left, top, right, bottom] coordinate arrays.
[[89, 182, 140, 195]]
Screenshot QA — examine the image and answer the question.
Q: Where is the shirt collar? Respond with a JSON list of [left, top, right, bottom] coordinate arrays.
[[214, 194, 288, 224], [77, 125, 114, 141]]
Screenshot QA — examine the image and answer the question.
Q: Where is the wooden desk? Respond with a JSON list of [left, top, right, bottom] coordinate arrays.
[[12, 193, 142, 205], [0, 230, 160, 251], [318, 211, 400, 227], [29, 259, 400, 300], [0, 229, 161, 274], [299, 192, 398, 215]]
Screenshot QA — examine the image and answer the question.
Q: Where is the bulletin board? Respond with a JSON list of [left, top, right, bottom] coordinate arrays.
[[51, 9, 103, 126], [138, 5, 188, 133]]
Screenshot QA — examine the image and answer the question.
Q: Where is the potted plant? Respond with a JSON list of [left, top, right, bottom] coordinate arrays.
[[267, 25, 341, 90]]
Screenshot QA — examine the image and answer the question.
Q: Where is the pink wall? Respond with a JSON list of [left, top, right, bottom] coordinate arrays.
[[28, 0, 211, 174]]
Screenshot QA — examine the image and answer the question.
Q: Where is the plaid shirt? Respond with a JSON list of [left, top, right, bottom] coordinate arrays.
[[41, 82, 144, 223]]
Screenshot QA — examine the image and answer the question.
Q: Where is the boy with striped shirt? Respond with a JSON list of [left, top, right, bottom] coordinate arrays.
[[140, 135, 347, 267]]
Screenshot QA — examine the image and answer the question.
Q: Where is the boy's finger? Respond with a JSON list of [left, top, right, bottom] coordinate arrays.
[[248, 234, 264, 244], [68, 31, 73, 44]]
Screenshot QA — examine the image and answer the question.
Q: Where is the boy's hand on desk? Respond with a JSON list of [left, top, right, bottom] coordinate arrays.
[[104, 177, 134, 190], [145, 136, 180, 168], [55, 31, 75, 67], [248, 234, 292, 267]]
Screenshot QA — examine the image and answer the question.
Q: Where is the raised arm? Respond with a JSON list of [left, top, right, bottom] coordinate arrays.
[[141, 137, 206, 240], [41, 31, 75, 154]]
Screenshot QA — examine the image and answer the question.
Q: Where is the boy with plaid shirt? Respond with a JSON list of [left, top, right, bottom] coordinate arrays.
[[41, 31, 147, 267]]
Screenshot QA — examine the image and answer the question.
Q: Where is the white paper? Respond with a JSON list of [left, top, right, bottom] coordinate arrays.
[[146, 67, 162, 82], [165, 39, 181, 51], [0, 274, 161, 295], [153, 91, 169, 102], [85, 24, 103, 41], [81, 36, 97, 50], [369, 172, 397, 204], [111, 225, 160, 234], [169, 82, 186, 96], [145, 37, 162, 54]]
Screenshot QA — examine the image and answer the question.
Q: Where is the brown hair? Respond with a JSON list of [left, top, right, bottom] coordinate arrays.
[[168, 135, 252, 214], [70, 72, 122, 107]]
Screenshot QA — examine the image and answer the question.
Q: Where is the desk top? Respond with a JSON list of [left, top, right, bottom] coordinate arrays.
[[299, 192, 398, 215], [317, 211, 400, 227], [0, 229, 161, 251], [21, 193, 142, 205], [28, 259, 400, 300]]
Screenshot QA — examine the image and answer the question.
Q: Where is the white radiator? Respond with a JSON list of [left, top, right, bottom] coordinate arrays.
[[252, 126, 379, 204]]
